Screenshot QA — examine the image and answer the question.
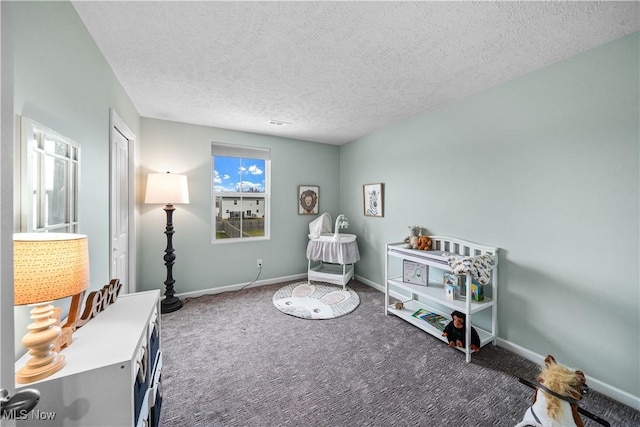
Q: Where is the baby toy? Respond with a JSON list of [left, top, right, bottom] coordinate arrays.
[[516, 355, 589, 427], [404, 226, 432, 250], [416, 235, 432, 250], [442, 310, 480, 352]]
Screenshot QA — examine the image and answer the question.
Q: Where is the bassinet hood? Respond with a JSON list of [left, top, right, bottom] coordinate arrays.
[[308, 213, 332, 239]]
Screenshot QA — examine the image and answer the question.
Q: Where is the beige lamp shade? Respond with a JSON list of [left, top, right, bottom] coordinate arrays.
[[14, 233, 90, 305], [144, 172, 190, 204]]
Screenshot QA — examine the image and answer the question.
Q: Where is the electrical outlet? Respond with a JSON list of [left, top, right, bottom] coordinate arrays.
[[257, 259, 262, 268]]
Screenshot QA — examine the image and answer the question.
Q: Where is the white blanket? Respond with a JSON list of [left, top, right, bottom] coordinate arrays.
[[447, 253, 495, 285]]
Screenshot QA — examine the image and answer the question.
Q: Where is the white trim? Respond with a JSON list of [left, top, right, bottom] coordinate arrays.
[[355, 274, 384, 293], [19, 116, 81, 233], [210, 142, 271, 160], [0, 0, 16, 400], [211, 142, 271, 243], [109, 109, 136, 293], [497, 338, 640, 411], [174, 273, 307, 300]]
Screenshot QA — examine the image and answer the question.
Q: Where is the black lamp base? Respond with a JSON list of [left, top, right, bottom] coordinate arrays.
[[161, 296, 183, 313], [159, 203, 183, 314]]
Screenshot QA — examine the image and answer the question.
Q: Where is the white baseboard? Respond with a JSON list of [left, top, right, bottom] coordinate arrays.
[[497, 338, 640, 411], [357, 275, 640, 411], [174, 273, 307, 300], [355, 274, 384, 292]]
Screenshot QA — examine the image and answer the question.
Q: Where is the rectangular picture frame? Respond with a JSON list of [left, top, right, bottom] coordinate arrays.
[[298, 185, 319, 215], [403, 260, 428, 286], [363, 183, 384, 217]]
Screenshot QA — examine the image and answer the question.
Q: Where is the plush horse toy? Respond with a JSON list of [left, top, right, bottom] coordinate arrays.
[[516, 355, 589, 427]]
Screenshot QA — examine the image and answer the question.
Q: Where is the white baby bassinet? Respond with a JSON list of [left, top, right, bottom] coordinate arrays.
[[306, 213, 360, 289]]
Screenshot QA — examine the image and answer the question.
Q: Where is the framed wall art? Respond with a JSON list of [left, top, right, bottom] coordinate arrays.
[[363, 183, 383, 217], [298, 185, 319, 215], [403, 260, 428, 286]]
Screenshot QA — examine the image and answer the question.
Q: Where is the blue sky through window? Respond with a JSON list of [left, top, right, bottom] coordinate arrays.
[[213, 156, 265, 193]]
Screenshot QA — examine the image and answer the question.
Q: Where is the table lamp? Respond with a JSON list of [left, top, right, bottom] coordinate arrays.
[[14, 233, 90, 384], [144, 172, 190, 313]]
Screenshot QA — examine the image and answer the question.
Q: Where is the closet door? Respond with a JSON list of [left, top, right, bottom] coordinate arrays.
[[109, 109, 136, 293]]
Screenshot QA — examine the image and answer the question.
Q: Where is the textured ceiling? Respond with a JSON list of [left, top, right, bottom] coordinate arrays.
[[72, 1, 639, 145]]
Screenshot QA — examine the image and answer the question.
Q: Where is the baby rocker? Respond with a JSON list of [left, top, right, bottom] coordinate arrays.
[[515, 355, 609, 427]]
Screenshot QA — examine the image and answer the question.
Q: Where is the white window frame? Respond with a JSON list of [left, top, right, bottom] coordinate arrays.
[[211, 142, 270, 243], [20, 117, 80, 233]]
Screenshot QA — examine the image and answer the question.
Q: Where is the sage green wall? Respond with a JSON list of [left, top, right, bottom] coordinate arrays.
[[340, 33, 639, 399], [138, 118, 340, 293], [12, 1, 140, 354], [9, 0, 639, 404]]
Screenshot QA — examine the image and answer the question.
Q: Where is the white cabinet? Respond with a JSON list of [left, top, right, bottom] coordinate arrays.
[[385, 236, 498, 362], [15, 290, 162, 427]]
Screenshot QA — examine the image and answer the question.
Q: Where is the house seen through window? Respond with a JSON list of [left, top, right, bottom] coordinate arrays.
[[211, 142, 270, 242]]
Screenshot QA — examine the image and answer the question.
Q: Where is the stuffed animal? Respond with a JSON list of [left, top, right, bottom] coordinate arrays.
[[442, 310, 481, 352], [404, 226, 422, 249], [516, 355, 588, 427], [417, 235, 432, 250]]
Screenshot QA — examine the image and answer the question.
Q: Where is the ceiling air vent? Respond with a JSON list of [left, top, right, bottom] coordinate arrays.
[[269, 120, 291, 126]]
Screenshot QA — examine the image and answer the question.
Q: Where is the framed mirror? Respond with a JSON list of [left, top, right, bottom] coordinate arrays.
[[20, 117, 80, 233]]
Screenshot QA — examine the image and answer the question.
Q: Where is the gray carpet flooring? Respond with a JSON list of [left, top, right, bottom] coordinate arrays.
[[159, 280, 639, 426]]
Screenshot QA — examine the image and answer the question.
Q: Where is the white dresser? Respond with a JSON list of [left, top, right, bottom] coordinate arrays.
[[15, 290, 162, 427]]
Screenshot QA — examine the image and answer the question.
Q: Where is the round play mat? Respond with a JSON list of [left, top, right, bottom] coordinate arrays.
[[272, 281, 360, 320]]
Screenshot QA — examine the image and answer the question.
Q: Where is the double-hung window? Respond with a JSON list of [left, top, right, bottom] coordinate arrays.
[[211, 142, 270, 242]]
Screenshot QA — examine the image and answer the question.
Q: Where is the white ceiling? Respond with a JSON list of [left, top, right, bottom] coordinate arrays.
[[72, 1, 639, 145]]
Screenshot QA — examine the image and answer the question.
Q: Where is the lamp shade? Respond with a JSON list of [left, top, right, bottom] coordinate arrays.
[[14, 233, 90, 305], [144, 173, 190, 204]]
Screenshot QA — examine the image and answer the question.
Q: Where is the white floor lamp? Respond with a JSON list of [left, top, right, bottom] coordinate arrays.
[[144, 172, 190, 313]]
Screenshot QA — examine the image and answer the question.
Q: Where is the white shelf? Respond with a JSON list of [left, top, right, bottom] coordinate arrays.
[[387, 278, 495, 314], [308, 262, 354, 287], [388, 299, 495, 348], [385, 236, 499, 362]]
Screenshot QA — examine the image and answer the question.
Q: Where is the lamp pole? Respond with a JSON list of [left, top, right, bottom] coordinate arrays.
[[161, 203, 183, 313], [144, 172, 189, 313]]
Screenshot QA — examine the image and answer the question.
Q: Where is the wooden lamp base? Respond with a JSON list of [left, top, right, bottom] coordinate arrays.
[[16, 302, 66, 384]]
